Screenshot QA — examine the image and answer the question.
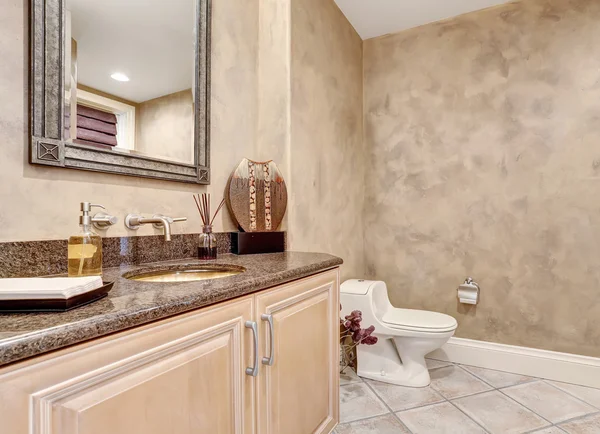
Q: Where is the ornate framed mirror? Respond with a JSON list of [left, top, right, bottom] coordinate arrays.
[[30, 0, 211, 184]]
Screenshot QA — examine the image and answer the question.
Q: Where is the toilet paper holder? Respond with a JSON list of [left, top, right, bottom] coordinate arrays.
[[458, 277, 480, 305]]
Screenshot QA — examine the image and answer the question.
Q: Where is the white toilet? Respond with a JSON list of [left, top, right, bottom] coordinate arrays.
[[341, 279, 458, 387]]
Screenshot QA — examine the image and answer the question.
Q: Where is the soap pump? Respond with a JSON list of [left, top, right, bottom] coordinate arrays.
[[68, 202, 105, 277]]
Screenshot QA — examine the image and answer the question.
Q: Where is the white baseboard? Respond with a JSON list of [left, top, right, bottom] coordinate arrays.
[[428, 337, 600, 389]]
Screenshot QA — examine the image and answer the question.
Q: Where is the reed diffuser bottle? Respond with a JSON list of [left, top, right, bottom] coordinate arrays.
[[193, 193, 225, 260], [198, 225, 217, 260]]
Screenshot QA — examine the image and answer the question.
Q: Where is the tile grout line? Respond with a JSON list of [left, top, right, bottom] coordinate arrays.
[[377, 391, 447, 414], [425, 356, 453, 364], [362, 379, 415, 434], [393, 399, 447, 414], [444, 366, 552, 433], [475, 378, 599, 429], [426, 361, 457, 373], [343, 366, 597, 433], [340, 367, 365, 386], [429, 366, 495, 401], [542, 377, 600, 392], [339, 376, 392, 426], [454, 364, 498, 389], [435, 366, 494, 434], [336, 411, 395, 427], [494, 383, 556, 426], [365, 370, 491, 434], [541, 380, 600, 411], [520, 424, 557, 434], [445, 398, 492, 434], [453, 364, 499, 391], [458, 363, 539, 389], [553, 409, 600, 427], [498, 380, 599, 425], [339, 380, 362, 386], [431, 385, 495, 401]]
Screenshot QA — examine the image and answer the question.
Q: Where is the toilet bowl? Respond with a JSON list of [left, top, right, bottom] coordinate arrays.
[[340, 279, 458, 388]]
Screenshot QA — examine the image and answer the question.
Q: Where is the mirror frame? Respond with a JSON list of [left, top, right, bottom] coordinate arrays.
[[29, 0, 211, 184]]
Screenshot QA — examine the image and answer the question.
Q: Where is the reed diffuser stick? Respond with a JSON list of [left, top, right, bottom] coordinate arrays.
[[193, 195, 204, 224], [205, 194, 210, 225], [210, 199, 226, 225], [193, 193, 225, 227]]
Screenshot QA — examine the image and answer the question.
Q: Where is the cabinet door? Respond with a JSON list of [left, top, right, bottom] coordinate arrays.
[[255, 269, 340, 434], [0, 296, 256, 434]]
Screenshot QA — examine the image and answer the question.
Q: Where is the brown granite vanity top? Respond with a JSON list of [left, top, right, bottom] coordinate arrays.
[[0, 252, 342, 367]]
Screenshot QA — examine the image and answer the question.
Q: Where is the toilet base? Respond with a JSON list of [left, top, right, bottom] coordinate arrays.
[[358, 368, 432, 388], [355, 334, 451, 388]]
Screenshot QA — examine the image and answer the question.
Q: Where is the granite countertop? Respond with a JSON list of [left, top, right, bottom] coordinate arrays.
[[0, 252, 342, 367]]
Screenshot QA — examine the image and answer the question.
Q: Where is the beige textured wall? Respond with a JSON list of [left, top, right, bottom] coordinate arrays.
[[0, 0, 258, 241], [364, 0, 600, 356], [136, 89, 194, 164], [289, 0, 365, 279], [0, 0, 364, 282]]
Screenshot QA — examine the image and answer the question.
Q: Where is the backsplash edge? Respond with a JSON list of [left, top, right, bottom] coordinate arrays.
[[0, 233, 233, 278]]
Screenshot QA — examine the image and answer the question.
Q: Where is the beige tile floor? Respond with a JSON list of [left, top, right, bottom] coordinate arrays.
[[337, 358, 600, 434]]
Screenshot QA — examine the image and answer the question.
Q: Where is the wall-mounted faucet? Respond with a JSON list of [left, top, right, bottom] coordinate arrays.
[[125, 214, 187, 241]]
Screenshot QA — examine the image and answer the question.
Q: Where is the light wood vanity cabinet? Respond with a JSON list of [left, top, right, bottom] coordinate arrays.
[[0, 269, 339, 434], [256, 271, 339, 434]]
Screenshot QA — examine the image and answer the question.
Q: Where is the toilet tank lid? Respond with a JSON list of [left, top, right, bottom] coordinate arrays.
[[340, 279, 381, 295]]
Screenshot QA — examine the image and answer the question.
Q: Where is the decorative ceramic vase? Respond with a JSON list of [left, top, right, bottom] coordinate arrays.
[[225, 159, 288, 232], [198, 225, 217, 260]]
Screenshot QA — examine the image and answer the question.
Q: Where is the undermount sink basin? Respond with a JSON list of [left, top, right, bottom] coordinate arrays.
[[124, 265, 245, 283]]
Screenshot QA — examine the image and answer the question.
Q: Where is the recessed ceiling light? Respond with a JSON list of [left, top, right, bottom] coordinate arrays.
[[111, 72, 129, 82]]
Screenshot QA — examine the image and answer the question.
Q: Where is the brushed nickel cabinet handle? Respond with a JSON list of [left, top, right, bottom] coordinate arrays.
[[245, 321, 259, 377], [261, 314, 274, 366]]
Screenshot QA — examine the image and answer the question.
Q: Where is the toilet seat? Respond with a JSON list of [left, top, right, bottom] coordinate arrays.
[[382, 308, 457, 333]]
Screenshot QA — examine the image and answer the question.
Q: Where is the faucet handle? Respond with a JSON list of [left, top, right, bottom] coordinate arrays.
[[92, 212, 118, 230], [125, 213, 143, 230], [172, 217, 187, 223]]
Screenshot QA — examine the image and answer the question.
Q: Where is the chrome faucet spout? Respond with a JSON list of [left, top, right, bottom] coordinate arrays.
[[138, 216, 172, 241], [125, 214, 186, 242]]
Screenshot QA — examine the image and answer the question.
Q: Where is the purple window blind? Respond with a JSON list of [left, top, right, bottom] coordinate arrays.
[[76, 105, 118, 147]]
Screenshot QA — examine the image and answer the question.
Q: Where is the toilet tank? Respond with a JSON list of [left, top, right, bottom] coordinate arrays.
[[340, 280, 391, 330], [340, 279, 376, 296]]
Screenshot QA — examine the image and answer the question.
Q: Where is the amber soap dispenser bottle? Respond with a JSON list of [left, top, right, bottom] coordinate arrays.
[[68, 202, 104, 277]]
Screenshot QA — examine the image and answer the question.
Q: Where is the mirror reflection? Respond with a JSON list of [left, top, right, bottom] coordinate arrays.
[[64, 0, 196, 165]]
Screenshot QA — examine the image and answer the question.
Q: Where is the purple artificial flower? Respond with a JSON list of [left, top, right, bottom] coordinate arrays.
[[360, 326, 378, 345], [351, 329, 363, 343], [362, 335, 378, 345], [352, 325, 376, 344], [344, 310, 363, 332], [342, 309, 378, 344]]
